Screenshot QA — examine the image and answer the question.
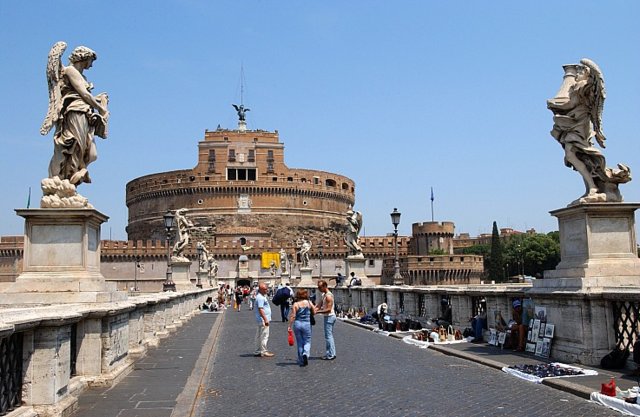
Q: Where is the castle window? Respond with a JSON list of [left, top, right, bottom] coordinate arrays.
[[267, 150, 274, 160], [248, 149, 255, 162], [272, 177, 278, 182], [240, 237, 247, 245], [325, 179, 336, 187], [208, 150, 216, 172], [227, 168, 256, 181], [287, 177, 293, 182], [313, 176, 320, 185], [342, 182, 349, 190], [228, 149, 236, 162], [368, 259, 374, 267]]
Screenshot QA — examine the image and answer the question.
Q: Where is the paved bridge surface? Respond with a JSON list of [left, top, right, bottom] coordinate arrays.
[[74, 302, 616, 417]]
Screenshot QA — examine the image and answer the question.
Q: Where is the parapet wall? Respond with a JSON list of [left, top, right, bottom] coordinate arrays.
[[0, 288, 214, 417]]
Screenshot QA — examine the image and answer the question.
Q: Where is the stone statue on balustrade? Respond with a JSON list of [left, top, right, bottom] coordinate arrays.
[[279, 248, 288, 274], [344, 208, 364, 258], [196, 241, 210, 273], [208, 256, 218, 286], [40, 41, 110, 208], [172, 209, 194, 262], [297, 238, 312, 268], [547, 58, 631, 206]]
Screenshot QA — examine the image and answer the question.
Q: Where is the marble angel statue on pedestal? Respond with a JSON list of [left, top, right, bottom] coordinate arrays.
[[40, 41, 110, 208], [547, 58, 631, 205]]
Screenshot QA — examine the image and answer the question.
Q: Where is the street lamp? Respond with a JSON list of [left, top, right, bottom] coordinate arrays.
[[163, 211, 176, 292], [390, 208, 403, 285], [134, 255, 141, 292], [196, 244, 204, 288], [318, 243, 324, 280]]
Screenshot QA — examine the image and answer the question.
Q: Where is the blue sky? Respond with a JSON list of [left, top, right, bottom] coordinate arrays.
[[1, 1, 638, 240]]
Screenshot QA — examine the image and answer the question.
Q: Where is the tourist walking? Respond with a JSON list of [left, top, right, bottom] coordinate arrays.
[[254, 282, 274, 358], [288, 288, 316, 367], [235, 286, 244, 312], [315, 280, 336, 360]]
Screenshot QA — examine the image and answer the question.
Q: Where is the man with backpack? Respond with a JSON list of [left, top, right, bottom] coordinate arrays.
[[273, 283, 293, 322]]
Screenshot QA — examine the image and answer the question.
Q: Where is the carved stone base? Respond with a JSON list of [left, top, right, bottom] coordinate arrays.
[[542, 203, 640, 283], [345, 256, 374, 286], [527, 202, 640, 366], [172, 260, 195, 291], [0, 208, 126, 304], [280, 272, 291, 286], [298, 268, 314, 287]]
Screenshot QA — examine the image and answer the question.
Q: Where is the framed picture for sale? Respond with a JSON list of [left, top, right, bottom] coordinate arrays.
[[539, 323, 546, 340], [544, 323, 555, 339], [535, 341, 544, 356], [532, 319, 541, 340], [525, 343, 536, 353], [540, 338, 552, 358]]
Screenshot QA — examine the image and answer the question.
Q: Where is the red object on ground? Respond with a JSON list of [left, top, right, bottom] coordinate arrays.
[[601, 378, 616, 397]]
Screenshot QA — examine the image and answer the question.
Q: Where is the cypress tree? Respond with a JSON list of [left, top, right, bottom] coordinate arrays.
[[489, 221, 503, 282]]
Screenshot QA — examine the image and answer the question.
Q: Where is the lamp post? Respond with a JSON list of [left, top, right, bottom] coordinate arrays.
[[196, 244, 204, 288], [390, 208, 403, 285], [134, 255, 141, 292], [163, 211, 176, 292], [318, 243, 324, 280]]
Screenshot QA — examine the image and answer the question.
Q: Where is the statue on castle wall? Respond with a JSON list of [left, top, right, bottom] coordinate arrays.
[[297, 238, 312, 268], [344, 208, 363, 258], [40, 42, 110, 208], [547, 58, 631, 206], [172, 209, 194, 262]]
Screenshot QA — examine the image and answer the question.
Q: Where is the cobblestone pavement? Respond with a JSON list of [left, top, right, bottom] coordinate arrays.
[[194, 305, 615, 417], [74, 312, 220, 417]]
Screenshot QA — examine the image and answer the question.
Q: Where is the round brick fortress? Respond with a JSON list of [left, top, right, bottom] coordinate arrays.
[[126, 128, 356, 246]]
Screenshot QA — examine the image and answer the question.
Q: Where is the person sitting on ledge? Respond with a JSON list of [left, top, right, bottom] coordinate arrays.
[[202, 296, 216, 312], [507, 299, 526, 352], [470, 310, 487, 343]]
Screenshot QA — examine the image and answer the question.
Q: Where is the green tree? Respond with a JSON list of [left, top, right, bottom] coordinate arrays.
[[429, 248, 446, 255], [488, 221, 503, 282], [503, 232, 560, 278]]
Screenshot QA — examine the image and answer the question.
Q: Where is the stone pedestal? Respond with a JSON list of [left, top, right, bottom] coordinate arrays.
[[345, 256, 374, 286], [0, 208, 126, 304], [298, 267, 314, 287], [280, 272, 290, 286], [172, 260, 194, 291], [528, 203, 640, 365], [540, 203, 640, 287]]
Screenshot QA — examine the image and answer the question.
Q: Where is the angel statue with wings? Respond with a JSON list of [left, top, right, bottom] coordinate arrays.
[[344, 208, 363, 258], [547, 58, 631, 206], [40, 42, 109, 190], [232, 104, 250, 121]]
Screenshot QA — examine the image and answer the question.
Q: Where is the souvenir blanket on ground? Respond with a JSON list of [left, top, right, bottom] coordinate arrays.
[[590, 392, 640, 416], [401, 335, 471, 348], [502, 362, 598, 384]]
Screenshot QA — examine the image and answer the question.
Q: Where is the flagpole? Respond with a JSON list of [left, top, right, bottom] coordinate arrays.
[[430, 187, 434, 222]]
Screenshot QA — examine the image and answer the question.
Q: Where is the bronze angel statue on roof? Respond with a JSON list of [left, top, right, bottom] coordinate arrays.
[[547, 58, 631, 206], [41, 41, 109, 188], [232, 104, 249, 121]]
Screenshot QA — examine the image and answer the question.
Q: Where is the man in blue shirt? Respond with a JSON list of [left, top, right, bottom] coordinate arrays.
[[254, 282, 274, 357]]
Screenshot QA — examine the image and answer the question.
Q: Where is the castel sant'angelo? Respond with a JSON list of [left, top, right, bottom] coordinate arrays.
[[126, 112, 355, 248]]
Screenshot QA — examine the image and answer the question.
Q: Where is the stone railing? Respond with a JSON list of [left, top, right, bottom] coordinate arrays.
[[0, 288, 215, 417], [312, 283, 640, 367], [327, 284, 529, 331]]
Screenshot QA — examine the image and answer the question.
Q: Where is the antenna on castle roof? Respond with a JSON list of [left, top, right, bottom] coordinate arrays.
[[232, 64, 250, 131], [240, 63, 245, 106]]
